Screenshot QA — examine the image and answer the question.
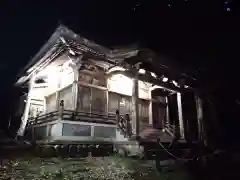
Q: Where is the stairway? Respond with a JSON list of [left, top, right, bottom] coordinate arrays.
[[114, 128, 143, 156], [114, 112, 191, 159], [140, 127, 174, 142]]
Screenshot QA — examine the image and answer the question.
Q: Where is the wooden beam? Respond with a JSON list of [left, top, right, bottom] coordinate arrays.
[[78, 81, 107, 91], [138, 73, 180, 92], [126, 49, 197, 83]]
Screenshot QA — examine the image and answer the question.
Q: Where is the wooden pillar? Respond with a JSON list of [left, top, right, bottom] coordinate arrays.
[[18, 75, 35, 136], [195, 94, 204, 143], [148, 89, 153, 125], [106, 89, 109, 115], [177, 92, 185, 139], [165, 96, 170, 126], [71, 55, 82, 110], [72, 67, 79, 110], [59, 100, 64, 119], [56, 67, 62, 111], [131, 72, 140, 137], [55, 91, 59, 111]]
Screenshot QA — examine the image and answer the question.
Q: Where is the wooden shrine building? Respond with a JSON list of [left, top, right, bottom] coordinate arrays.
[[14, 25, 204, 153]]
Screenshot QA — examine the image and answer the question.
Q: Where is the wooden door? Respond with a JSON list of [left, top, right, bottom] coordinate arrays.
[[152, 102, 166, 129]]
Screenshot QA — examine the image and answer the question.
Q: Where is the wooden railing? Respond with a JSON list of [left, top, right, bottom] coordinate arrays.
[[27, 100, 132, 138], [62, 110, 116, 125], [164, 123, 174, 136], [27, 100, 117, 126], [165, 123, 180, 138], [28, 111, 116, 126], [28, 111, 59, 125]]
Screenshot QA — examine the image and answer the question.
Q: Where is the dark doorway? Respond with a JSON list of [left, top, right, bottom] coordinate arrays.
[[151, 88, 168, 129], [168, 94, 179, 129], [152, 102, 166, 129], [181, 92, 198, 141]]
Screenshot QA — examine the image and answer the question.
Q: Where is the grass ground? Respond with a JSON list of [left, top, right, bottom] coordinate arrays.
[[0, 154, 193, 180]]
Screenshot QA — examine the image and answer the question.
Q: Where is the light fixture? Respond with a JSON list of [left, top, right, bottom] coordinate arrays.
[[139, 69, 146, 74], [162, 77, 168, 82], [172, 80, 178, 86], [150, 72, 157, 78], [69, 49, 76, 56]]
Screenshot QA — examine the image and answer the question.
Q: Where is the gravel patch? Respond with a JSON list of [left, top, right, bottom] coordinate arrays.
[[0, 155, 192, 180]]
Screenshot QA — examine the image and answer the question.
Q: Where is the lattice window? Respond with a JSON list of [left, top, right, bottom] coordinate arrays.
[[108, 92, 120, 113], [91, 88, 107, 114], [77, 85, 91, 113]]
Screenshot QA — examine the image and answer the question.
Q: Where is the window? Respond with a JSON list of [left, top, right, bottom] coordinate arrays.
[[77, 85, 91, 112], [28, 99, 44, 117], [91, 88, 107, 114], [45, 93, 57, 113]]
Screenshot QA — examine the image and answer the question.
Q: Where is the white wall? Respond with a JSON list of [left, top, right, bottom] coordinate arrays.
[[29, 59, 75, 99], [138, 81, 152, 99], [107, 74, 151, 100], [108, 74, 132, 96], [59, 67, 74, 89]]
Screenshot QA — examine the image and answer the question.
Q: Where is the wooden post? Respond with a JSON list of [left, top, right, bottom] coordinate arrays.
[[148, 89, 153, 125], [116, 109, 120, 124], [177, 92, 184, 139], [31, 125, 35, 142], [90, 88, 92, 115], [55, 91, 60, 111], [72, 67, 79, 110], [70, 55, 82, 110], [59, 100, 64, 120], [131, 71, 140, 137], [177, 79, 186, 140], [126, 114, 132, 138], [195, 94, 204, 143], [165, 96, 170, 127], [106, 89, 109, 115], [56, 66, 62, 111]]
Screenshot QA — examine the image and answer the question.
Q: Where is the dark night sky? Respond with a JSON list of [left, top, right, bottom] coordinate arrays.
[[0, 1, 240, 130]]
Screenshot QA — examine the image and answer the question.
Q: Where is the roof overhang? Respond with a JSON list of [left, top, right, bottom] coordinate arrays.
[[15, 25, 197, 91], [15, 25, 139, 86]]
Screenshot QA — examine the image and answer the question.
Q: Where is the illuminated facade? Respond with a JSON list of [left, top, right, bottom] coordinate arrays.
[[15, 25, 203, 148]]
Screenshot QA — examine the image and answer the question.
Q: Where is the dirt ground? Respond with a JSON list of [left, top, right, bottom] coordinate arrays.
[[0, 155, 192, 180]]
